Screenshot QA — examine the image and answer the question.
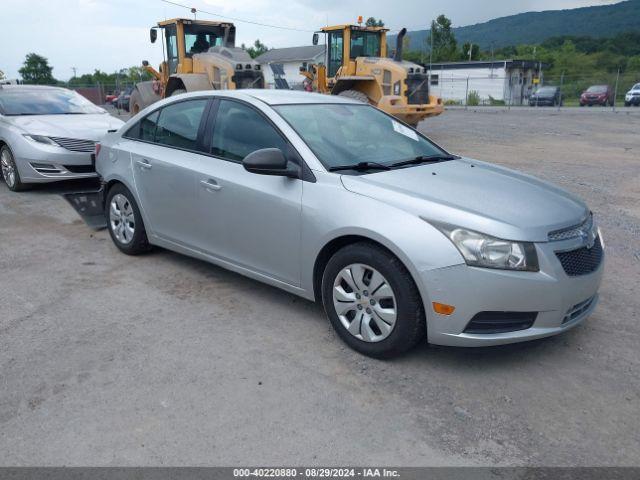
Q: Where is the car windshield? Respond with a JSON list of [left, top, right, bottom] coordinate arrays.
[[536, 87, 556, 94], [587, 86, 607, 93], [0, 88, 104, 115], [633, 84, 640, 90], [273, 103, 447, 171]]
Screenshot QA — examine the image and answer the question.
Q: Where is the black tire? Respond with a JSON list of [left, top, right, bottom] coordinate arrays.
[[337, 89, 370, 104], [321, 242, 426, 359], [105, 183, 152, 255], [129, 89, 143, 115], [0, 145, 30, 192]]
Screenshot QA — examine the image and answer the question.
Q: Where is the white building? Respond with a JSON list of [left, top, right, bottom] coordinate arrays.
[[256, 45, 324, 89], [426, 60, 545, 105]]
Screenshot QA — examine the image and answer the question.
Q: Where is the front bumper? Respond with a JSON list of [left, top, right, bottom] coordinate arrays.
[[378, 94, 444, 125], [14, 141, 98, 183], [418, 236, 604, 347], [625, 96, 640, 105], [581, 98, 607, 106], [529, 99, 556, 106]]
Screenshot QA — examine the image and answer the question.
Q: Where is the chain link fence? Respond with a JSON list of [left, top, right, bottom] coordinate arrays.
[[432, 70, 640, 110]]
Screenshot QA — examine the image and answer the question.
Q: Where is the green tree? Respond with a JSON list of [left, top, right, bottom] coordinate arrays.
[[461, 42, 480, 61], [365, 17, 385, 27], [428, 15, 458, 62], [19, 53, 55, 84], [242, 39, 269, 59]]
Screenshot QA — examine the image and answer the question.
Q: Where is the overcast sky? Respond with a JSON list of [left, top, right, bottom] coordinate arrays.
[[0, 0, 620, 81]]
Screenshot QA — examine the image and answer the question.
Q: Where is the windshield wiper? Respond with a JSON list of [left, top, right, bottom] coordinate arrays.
[[390, 154, 459, 169], [328, 161, 392, 173]]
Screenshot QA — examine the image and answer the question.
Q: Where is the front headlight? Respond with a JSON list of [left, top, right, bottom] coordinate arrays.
[[431, 222, 539, 271], [393, 81, 401, 96], [23, 134, 58, 146]]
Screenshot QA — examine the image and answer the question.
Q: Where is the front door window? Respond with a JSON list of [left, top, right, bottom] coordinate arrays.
[[165, 25, 178, 74], [327, 31, 344, 78]]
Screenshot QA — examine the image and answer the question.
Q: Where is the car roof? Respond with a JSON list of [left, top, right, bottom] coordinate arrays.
[[173, 89, 361, 106]]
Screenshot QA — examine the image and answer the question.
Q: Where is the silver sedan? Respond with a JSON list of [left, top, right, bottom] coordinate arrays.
[[0, 85, 124, 191], [96, 90, 604, 358]]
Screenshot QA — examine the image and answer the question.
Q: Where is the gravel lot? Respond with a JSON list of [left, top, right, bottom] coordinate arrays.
[[0, 108, 638, 466]]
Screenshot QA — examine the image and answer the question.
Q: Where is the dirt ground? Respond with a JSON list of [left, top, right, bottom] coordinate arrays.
[[0, 108, 638, 466]]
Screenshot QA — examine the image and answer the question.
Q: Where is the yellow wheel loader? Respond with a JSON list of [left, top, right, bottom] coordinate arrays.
[[301, 24, 443, 126], [129, 18, 264, 114]]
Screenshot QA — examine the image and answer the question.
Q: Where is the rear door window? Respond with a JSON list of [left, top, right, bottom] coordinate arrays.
[[155, 99, 208, 151]]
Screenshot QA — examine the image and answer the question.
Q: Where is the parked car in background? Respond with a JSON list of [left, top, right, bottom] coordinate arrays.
[[96, 90, 604, 358], [0, 85, 124, 191], [115, 87, 133, 111], [105, 92, 119, 104], [529, 86, 563, 107], [580, 85, 614, 107], [625, 83, 640, 107]]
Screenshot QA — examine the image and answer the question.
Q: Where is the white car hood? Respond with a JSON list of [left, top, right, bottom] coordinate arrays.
[[8, 113, 124, 141], [340, 158, 589, 242]]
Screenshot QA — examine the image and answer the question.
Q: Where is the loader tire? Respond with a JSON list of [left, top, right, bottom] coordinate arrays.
[[338, 90, 370, 104], [129, 89, 144, 115]]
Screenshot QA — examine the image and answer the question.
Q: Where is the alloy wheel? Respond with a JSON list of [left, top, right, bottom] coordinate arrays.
[[109, 193, 135, 244], [1, 149, 16, 188], [332, 263, 397, 343]]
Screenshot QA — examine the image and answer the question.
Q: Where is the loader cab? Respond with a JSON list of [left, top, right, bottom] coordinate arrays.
[[151, 19, 236, 75], [318, 25, 388, 79]]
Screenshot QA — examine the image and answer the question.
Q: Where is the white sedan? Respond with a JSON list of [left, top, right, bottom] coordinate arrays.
[[0, 85, 123, 191]]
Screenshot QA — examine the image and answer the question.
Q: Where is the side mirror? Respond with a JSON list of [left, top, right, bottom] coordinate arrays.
[[150, 28, 158, 43], [242, 148, 299, 179], [312, 33, 319, 46]]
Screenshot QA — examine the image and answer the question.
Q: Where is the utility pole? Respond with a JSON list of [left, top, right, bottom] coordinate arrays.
[[613, 67, 621, 112], [429, 20, 434, 73], [468, 43, 473, 61], [71, 67, 77, 78]]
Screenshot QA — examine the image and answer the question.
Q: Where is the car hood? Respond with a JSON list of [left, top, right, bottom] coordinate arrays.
[[340, 158, 589, 242], [7, 113, 124, 141]]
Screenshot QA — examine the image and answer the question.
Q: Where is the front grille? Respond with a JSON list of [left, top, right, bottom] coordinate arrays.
[[556, 236, 603, 276], [405, 73, 430, 105], [548, 214, 593, 241], [563, 296, 596, 324], [463, 311, 537, 334], [63, 164, 95, 173], [49, 136, 96, 153]]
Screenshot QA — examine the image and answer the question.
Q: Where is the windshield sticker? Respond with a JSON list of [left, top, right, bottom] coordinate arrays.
[[391, 120, 419, 141]]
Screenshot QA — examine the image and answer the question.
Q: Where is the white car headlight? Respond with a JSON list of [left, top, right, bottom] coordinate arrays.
[[23, 134, 58, 146], [431, 222, 539, 271]]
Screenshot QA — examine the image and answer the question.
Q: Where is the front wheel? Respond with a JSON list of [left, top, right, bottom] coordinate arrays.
[[321, 242, 426, 358], [129, 89, 143, 115], [1, 145, 29, 192], [106, 184, 152, 255]]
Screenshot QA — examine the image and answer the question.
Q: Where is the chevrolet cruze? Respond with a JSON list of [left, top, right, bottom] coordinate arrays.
[[96, 90, 604, 358]]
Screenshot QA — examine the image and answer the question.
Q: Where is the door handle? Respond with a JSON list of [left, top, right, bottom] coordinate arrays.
[[200, 179, 222, 192], [136, 159, 152, 170]]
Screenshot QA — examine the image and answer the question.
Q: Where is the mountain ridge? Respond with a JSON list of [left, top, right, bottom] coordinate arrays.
[[390, 0, 640, 51]]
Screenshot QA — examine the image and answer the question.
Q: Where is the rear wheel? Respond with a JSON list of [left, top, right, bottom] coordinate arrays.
[[337, 90, 370, 104], [106, 184, 152, 255], [321, 242, 426, 358], [1, 145, 29, 192]]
